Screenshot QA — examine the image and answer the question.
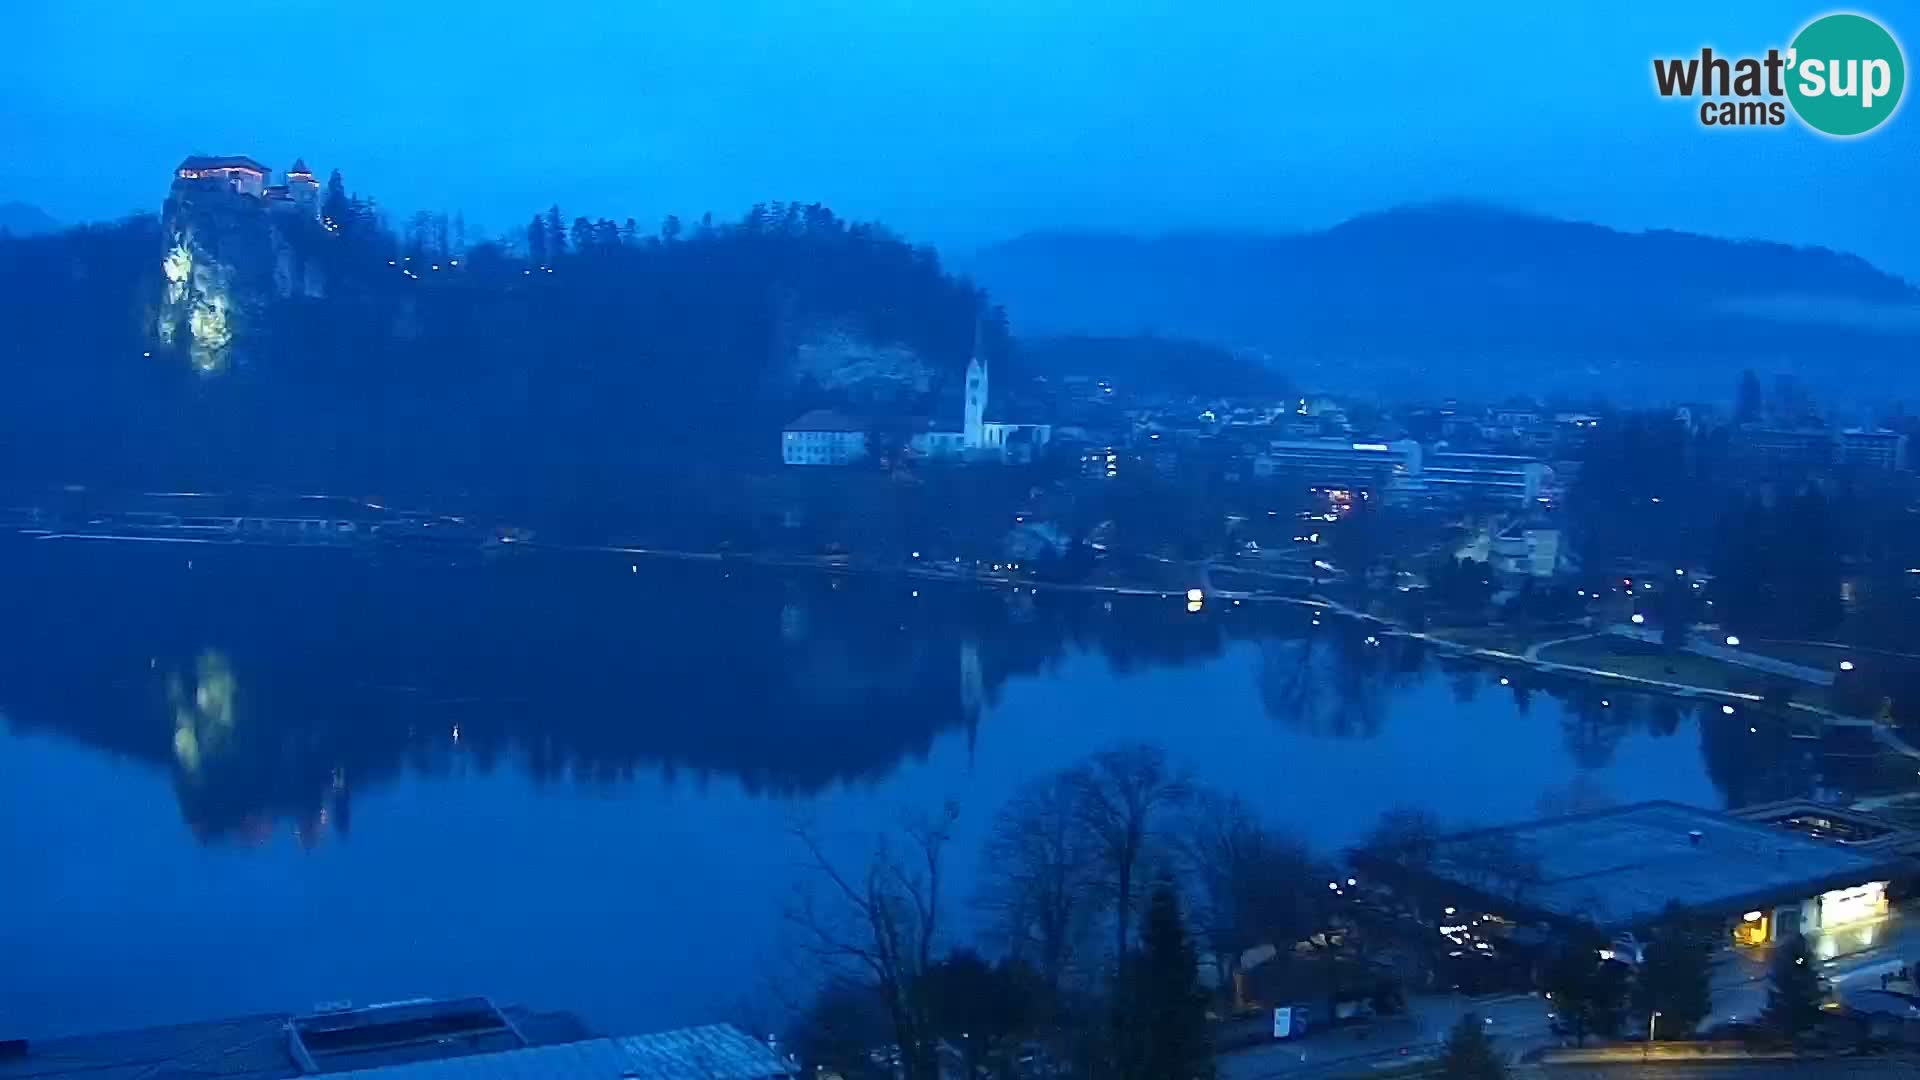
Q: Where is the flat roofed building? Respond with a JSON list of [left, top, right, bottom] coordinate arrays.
[[1420, 452, 1552, 504], [1368, 801, 1910, 939], [1253, 438, 1421, 496], [1839, 428, 1909, 471]]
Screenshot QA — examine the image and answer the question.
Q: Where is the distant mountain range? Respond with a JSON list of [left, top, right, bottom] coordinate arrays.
[[968, 204, 1920, 403], [0, 201, 57, 237]]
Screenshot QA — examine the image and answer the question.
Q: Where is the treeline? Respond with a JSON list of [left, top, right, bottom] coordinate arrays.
[[0, 174, 998, 514]]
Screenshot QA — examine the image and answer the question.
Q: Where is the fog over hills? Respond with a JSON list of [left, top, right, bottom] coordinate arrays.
[[969, 204, 1920, 404]]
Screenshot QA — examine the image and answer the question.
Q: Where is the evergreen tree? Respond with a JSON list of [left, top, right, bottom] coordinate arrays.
[[526, 216, 547, 265], [571, 216, 593, 256], [1736, 369, 1764, 424], [1761, 934, 1825, 1042], [321, 169, 349, 225], [1630, 920, 1713, 1039], [545, 205, 566, 255], [1114, 885, 1213, 1080], [620, 217, 639, 247], [1439, 1013, 1506, 1080], [661, 213, 682, 244], [1542, 943, 1628, 1046]]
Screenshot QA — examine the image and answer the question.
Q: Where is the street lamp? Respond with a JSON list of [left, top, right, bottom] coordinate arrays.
[[1646, 1010, 1662, 1059]]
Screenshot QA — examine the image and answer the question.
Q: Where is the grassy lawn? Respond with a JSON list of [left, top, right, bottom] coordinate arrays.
[[1745, 639, 1920, 673], [1535, 636, 1782, 694], [1422, 621, 1586, 656]]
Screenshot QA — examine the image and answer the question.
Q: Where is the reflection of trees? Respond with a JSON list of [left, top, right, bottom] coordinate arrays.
[[1560, 693, 1634, 771], [1698, 708, 1811, 809], [1257, 624, 1419, 740]]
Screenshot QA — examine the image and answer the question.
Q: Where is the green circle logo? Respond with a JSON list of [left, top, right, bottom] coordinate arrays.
[[1787, 13, 1906, 135]]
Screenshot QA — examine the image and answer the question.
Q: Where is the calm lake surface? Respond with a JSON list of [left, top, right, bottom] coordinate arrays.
[[0, 539, 1880, 1039]]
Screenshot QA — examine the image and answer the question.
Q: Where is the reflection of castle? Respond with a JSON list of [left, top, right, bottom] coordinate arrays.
[[173, 155, 320, 217]]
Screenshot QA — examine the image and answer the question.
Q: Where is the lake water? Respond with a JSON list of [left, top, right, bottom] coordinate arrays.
[[0, 539, 1876, 1039]]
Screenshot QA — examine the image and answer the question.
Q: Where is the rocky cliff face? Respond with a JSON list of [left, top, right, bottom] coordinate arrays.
[[155, 185, 325, 374]]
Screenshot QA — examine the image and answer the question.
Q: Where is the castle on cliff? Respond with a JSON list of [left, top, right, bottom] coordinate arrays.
[[173, 155, 320, 217]]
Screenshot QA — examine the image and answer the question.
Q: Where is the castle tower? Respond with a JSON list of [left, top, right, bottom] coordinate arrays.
[[286, 158, 320, 215], [962, 324, 988, 449]]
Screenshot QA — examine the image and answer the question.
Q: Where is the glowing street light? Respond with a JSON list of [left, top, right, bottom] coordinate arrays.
[[1725, 635, 1741, 647], [1187, 588, 1204, 603], [1840, 660, 1856, 672], [1631, 613, 1646, 625]]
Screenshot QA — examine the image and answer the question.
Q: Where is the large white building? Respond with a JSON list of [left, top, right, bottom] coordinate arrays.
[[1252, 439, 1553, 506], [781, 410, 868, 466]]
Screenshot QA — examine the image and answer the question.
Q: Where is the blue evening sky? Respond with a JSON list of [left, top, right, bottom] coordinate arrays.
[[5, 1, 1915, 278]]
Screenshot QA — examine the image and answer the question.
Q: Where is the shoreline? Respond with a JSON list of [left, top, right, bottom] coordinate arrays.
[[20, 528, 1915, 761]]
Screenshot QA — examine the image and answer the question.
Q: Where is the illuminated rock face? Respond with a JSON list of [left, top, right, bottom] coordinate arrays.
[[155, 181, 325, 374]]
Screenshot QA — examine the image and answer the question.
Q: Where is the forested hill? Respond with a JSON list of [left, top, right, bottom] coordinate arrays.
[[968, 204, 1920, 404], [0, 187, 998, 504]]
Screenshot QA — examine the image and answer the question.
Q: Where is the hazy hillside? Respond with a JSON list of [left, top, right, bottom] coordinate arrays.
[[0, 201, 58, 236], [970, 205, 1920, 403]]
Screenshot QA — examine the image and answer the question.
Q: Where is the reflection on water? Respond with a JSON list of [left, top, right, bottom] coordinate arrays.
[[0, 538, 1907, 1036], [0, 540, 1899, 843]]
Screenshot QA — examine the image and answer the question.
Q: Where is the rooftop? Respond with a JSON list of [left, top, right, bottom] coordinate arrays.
[[1413, 801, 1908, 931], [323, 1030, 792, 1080], [0, 1000, 591, 1080], [782, 409, 865, 433], [177, 155, 270, 174]]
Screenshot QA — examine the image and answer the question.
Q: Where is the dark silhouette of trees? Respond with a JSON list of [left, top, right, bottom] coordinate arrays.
[[1712, 492, 1845, 640], [1439, 1012, 1507, 1079], [526, 215, 547, 264], [321, 169, 349, 225], [978, 769, 1100, 991], [544, 204, 566, 255], [786, 803, 958, 1080], [1761, 934, 1826, 1043], [917, 950, 1046, 1078], [1181, 790, 1325, 994], [1735, 369, 1764, 424], [1112, 884, 1214, 1080], [1541, 942, 1628, 1046], [1070, 744, 1192, 967], [1631, 917, 1713, 1039]]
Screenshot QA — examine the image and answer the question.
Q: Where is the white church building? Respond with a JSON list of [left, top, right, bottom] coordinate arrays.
[[909, 346, 1052, 464], [782, 335, 1051, 466]]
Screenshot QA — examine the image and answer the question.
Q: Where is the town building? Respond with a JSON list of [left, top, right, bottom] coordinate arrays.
[[1252, 439, 1552, 507], [780, 410, 868, 466], [1360, 801, 1913, 949], [1731, 425, 1841, 471], [1488, 522, 1561, 581], [1839, 428, 1909, 471], [1252, 439, 1422, 497], [1416, 451, 1554, 505]]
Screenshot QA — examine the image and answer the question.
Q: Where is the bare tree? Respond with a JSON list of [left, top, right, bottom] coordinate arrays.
[[978, 768, 1099, 992], [786, 802, 957, 1080], [1181, 790, 1325, 995], [1070, 743, 1191, 968], [1357, 805, 1442, 876]]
